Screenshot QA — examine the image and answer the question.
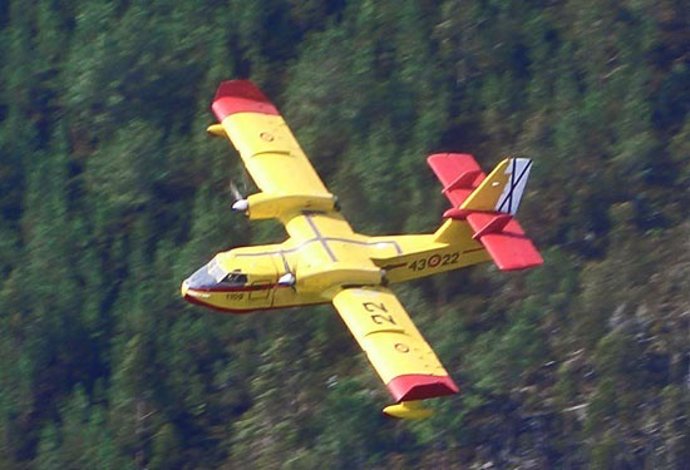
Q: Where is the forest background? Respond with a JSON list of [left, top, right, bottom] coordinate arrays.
[[1, 0, 689, 468]]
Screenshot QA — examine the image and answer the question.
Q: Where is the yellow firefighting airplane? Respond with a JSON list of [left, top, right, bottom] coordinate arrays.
[[181, 80, 543, 419]]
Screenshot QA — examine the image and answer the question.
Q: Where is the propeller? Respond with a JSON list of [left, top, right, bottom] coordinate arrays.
[[229, 181, 249, 212]]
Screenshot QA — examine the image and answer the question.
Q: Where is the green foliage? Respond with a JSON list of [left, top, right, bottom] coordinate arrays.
[[1, 0, 688, 467], [466, 302, 547, 395], [589, 430, 616, 470]]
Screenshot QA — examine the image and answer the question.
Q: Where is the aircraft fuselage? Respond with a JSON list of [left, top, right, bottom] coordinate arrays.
[[181, 212, 490, 312]]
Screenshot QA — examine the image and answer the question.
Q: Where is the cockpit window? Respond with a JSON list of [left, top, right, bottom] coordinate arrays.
[[185, 259, 247, 290], [207, 259, 228, 283], [219, 272, 248, 286]]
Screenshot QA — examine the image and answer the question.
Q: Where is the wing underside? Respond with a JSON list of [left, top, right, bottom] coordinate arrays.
[[331, 287, 458, 403], [211, 80, 331, 197]]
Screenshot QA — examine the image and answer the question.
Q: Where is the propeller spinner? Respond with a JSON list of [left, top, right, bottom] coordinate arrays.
[[229, 181, 249, 212]]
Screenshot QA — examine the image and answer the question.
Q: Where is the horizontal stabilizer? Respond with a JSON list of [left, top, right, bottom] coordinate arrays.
[[471, 213, 512, 239], [466, 212, 543, 271], [427, 153, 486, 207]]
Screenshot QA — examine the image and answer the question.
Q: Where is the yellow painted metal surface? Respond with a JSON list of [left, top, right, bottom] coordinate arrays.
[[460, 158, 511, 211], [382, 401, 433, 420], [368, 224, 490, 283], [220, 112, 331, 197], [332, 287, 450, 385], [206, 123, 225, 137]]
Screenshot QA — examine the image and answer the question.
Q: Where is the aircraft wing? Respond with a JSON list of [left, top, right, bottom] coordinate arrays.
[[210, 80, 331, 197], [331, 286, 458, 403]]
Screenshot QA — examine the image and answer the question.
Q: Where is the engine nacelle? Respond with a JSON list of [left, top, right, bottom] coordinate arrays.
[[236, 192, 338, 220]]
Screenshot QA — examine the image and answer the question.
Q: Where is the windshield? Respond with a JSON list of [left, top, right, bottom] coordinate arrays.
[[185, 259, 247, 290], [206, 259, 227, 283], [207, 259, 248, 286]]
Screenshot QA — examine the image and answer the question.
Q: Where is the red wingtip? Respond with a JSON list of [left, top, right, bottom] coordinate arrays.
[[386, 374, 459, 402], [211, 80, 279, 120]]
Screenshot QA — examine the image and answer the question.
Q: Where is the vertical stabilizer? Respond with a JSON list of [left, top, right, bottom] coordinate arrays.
[[460, 158, 532, 215]]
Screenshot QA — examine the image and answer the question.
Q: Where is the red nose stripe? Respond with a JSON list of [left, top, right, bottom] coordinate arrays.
[[386, 374, 459, 402], [190, 284, 281, 293]]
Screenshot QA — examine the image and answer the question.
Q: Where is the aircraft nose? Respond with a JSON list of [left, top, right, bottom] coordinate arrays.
[[181, 268, 215, 302]]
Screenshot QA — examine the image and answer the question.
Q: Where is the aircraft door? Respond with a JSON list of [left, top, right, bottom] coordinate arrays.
[[248, 280, 273, 302], [246, 255, 279, 307]]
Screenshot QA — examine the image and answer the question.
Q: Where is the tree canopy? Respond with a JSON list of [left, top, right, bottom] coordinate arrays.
[[1, 0, 689, 468]]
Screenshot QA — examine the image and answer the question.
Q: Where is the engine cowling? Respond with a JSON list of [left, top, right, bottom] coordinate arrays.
[[234, 192, 338, 220]]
